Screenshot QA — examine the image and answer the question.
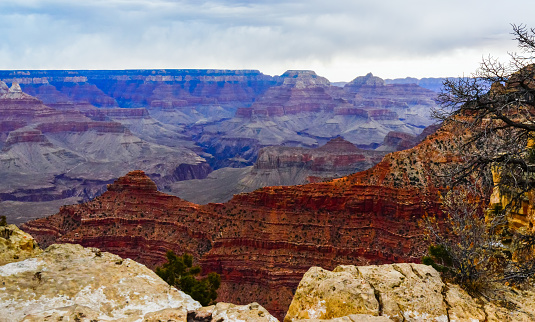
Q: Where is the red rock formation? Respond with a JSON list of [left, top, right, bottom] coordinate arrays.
[[3, 128, 50, 148], [22, 124, 449, 319], [381, 131, 419, 151]]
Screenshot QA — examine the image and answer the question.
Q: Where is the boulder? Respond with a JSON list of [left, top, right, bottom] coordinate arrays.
[[191, 302, 279, 322], [0, 224, 41, 266], [0, 243, 200, 322], [285, 263, 535, 322]]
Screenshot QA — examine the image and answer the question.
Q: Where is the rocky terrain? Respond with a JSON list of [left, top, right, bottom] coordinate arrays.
[[0, 81, 211, 225], [199, 71, 438, 167], [3, 224, 533, 321], [22, 113, 448, 319], [0, 69, 438, 168], [0, 223, 41, 266], [0, 225, 279, 322]]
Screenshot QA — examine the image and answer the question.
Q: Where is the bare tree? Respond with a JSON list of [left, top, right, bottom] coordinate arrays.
[[425, 24, 535, 292], [434, 24, 535, 202]]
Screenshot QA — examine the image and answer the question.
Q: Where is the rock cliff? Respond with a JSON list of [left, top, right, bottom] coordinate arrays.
[[200, 71, 438, 166], [22, 125, 445, 320], [0, 70, 437, 168], [0, 85, 211, 225]]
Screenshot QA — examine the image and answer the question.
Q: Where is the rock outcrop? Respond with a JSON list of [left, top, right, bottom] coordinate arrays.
[[0, 243, 201, 322], [285, 263, 535, 321], [192, 302, 279, 322], [0, 224, 41, 266]]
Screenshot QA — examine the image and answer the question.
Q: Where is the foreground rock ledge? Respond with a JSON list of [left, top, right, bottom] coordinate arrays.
[[0, 243, 201, 322], [284, 263, 535, 322], [0, 224, 41, 266]]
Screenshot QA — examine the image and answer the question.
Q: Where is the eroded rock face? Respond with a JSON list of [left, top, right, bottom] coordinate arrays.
[[0, 243, 201, 322], [0, 224, 41, 266], [0, 88, 211, 225], [17, 88, 449, 318], [285, 264, 535, 322], [22, 158, 441, 319]]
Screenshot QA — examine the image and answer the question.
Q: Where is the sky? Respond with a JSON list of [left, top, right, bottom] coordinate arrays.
[[0, 0, 533, 82]]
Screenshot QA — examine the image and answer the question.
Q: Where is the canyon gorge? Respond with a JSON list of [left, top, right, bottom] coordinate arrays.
[[21, 116, 450, 318], [0, 69, 439, 224]]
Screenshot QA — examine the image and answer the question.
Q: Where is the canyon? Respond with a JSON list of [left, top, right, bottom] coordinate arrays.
[[168, 136, 389, 204], [21, 116, 450, 318], [0, 69, 439, 224], [0, 81, 210, 225]]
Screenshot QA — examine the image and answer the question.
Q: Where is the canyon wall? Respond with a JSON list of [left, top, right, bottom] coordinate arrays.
[[22, 121, 449, 319]]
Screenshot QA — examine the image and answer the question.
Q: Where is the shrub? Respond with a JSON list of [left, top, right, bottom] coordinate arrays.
[[155, 251, 221, 306]]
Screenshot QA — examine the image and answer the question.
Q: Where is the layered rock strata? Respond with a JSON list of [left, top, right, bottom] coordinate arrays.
[[0, 70, 438, 168], [22, 125, 446, 320], [0, 85, 211, 225], [200, 71, 437, 166]]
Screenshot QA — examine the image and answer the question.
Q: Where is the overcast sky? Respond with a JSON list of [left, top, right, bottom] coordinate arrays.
[[0, 0, 533, 81]]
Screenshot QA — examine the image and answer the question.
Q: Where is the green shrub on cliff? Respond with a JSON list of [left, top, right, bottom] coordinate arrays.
[[155, 251, 221, 306], [0, 216, 6, 227]]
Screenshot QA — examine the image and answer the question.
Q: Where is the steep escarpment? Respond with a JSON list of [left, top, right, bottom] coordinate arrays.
[[0, 70, 437, 168], [23, 122, 447, 318]]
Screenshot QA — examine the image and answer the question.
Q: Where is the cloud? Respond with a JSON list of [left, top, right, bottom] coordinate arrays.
[[0, 0, 531, 80]]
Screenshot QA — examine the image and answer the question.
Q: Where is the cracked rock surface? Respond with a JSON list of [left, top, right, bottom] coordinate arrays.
[[284, 263, 535, 322]]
